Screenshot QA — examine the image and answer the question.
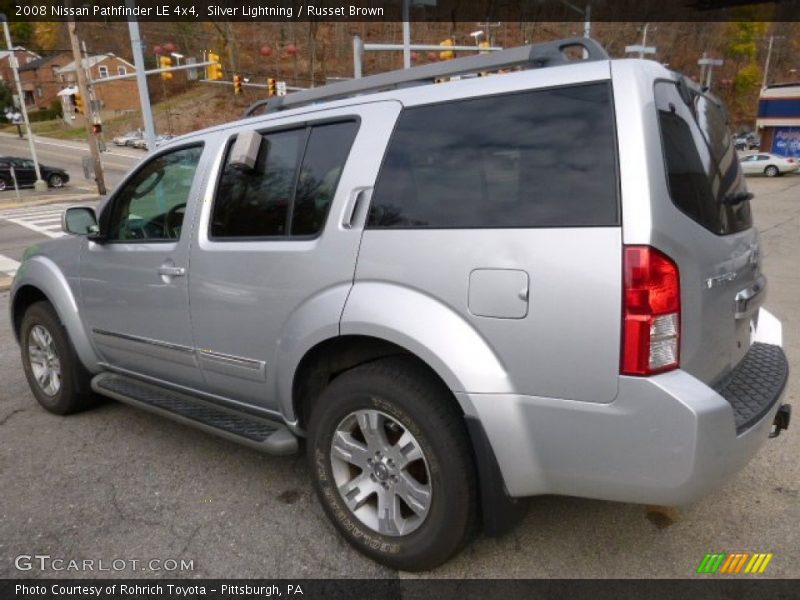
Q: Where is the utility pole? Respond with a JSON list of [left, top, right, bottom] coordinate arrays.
[[126, 5, 157, 152], [761, 35, 784, 89], [0, 13, 47, 191], [67, 18, 106, 195], [402, 0, 410, 69]]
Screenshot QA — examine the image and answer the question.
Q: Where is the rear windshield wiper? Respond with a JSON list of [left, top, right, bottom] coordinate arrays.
[[721, 191, 754, 206]]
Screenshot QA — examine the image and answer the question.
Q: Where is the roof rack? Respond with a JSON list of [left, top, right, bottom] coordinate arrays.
[[243, 37, 609, 118]]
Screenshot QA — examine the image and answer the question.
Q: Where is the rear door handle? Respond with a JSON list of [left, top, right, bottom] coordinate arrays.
[[158, 265, 186, 277], [343, 187, 372, 229]]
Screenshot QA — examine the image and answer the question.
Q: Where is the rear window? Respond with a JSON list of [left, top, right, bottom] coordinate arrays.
[[655, 81, 751, 235], [367, 82, 619, 229]]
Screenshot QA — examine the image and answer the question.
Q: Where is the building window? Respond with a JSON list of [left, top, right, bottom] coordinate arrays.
[[117, 66, 127, 76], [36, 86, 42, 97], [98, 65, 109, 78]]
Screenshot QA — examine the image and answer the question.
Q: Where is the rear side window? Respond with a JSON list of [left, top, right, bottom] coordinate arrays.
[[655, 81, 751, 235], [367, 82, 619, 229], [211, 121, 358, 239]]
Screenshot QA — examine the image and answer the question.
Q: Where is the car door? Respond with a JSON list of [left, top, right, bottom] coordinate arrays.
[[188, 102, 401, 412], [79, 142, 207, 388], [12, 159, 35, 185], [740, 155, 758, 175]]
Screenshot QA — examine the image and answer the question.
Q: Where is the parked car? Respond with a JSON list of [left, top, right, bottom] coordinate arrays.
[[132, 134, 174, 150], [740, 153, 799, 176], [112, 130, 143, 146], [10, 38, 791, 571], [735, 133, 760, 151], [0, 157, 69, 190]]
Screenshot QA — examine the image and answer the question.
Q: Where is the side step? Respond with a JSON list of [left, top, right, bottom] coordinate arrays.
[[91, 372, 298, 455]]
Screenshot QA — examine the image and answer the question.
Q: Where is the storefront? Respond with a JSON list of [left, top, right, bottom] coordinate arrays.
[[756, 83, 800, 158]]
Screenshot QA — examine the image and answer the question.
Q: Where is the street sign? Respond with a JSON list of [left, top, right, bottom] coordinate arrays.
[[186, 57, 197, 80], [625, 45, 656, 55], [276, 81, 287, 97]]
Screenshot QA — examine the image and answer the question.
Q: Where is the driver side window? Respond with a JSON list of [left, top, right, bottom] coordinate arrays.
[[106, 144, 203, 242]]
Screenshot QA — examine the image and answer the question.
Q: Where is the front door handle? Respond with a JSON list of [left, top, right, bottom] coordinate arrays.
[[158, 265, 186, 277]]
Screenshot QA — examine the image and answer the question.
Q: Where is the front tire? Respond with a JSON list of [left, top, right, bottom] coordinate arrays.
[[20, 301, 97, 415], [308, 357, 477, 571], [47, 173, 65, 188], [765, 165, 779, 177]]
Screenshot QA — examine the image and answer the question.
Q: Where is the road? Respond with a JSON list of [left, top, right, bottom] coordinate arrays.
[[0, 174, 798, 579], [0, 132, 141, 196], [0, 134, 138, 277]]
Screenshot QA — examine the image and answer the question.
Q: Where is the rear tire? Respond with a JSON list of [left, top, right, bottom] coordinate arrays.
[[765, 165, 779, 177], [20, 301, 98, 415], [308, 356, 478, 571]]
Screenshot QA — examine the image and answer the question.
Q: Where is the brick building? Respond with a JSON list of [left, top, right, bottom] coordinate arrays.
[[0, 47, 40, 88], [19, 53, 73, 110], [55, 53, 138, 117]]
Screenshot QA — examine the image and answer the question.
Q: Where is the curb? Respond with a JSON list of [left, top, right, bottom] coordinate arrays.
[[0, 193, 102, 210], [0, 275, 13, 292]]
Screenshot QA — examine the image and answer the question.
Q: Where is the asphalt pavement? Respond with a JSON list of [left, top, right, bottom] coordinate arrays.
[[0, 174, 798, 579]]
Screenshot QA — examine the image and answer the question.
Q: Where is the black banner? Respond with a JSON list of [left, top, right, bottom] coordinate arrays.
[[1, 0, 799, 22], [3, 579, 800, 600]]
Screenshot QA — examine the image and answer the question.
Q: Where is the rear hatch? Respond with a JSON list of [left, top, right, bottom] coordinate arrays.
[[654, 79, 764, 385]]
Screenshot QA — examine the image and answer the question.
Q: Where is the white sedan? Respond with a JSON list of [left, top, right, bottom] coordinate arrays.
[[739, 153, 799, 177]]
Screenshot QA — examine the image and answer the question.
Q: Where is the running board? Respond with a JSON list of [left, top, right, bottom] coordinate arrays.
[[91, 372, 298, 455]]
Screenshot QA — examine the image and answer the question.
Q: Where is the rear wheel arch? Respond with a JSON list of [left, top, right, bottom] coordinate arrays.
[[292, 335, 460, 431]]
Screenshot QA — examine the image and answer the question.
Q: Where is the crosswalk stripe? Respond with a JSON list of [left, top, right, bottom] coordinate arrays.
[[28, 217, 64, 225], [0, 203, 73, 238], [6, 218, 64, 238], [0, 253, 20, 276]]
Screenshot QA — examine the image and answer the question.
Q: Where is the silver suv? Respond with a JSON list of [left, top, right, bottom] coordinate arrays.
[[10, 39, 791, 571]]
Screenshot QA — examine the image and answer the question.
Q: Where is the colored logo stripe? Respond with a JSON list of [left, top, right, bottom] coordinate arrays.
[[744, 553, 773, 574], [697, 552, 773, 574], [720, 553, 749, 573], [697, 553, 726, 574]]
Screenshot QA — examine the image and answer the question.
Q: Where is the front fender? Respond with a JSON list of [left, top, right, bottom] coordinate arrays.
[[340, 282, 512, 413], [11, 255, 101, 373]]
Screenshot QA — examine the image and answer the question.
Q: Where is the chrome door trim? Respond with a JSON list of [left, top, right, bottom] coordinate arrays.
[[198, 349, 267, 382], [92, 328, 195, 354]]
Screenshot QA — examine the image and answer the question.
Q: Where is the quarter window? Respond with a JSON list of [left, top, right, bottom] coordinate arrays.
[[210, 121, 358, 239], [367, 83, 619, 229], [655, 81, 750, 235], [105, 145, 203, 242]]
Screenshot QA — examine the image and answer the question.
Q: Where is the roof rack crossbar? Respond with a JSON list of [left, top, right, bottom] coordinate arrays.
[[243, 37, 608, 118]]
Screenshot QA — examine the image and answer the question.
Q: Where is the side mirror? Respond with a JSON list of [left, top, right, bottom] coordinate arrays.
[[62, 206, 101, 238]]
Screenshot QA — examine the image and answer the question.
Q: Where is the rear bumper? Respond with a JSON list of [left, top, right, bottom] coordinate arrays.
[[462, 342, 789, 506]]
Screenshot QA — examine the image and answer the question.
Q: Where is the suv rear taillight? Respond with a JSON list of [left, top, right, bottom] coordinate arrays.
[[621, 246, 681, 376]]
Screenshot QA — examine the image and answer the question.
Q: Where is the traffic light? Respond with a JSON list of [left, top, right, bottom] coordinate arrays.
[[207, 52, 223, 80], [267, 77, 276, 97], [74, 93, 83, 114], [233, 74, 242, 95], [159, 55, 173, 80], [439, 39, 454, 61]]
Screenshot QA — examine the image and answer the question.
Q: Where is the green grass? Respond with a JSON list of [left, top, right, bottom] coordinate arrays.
[[1, 119, 88, 140]]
